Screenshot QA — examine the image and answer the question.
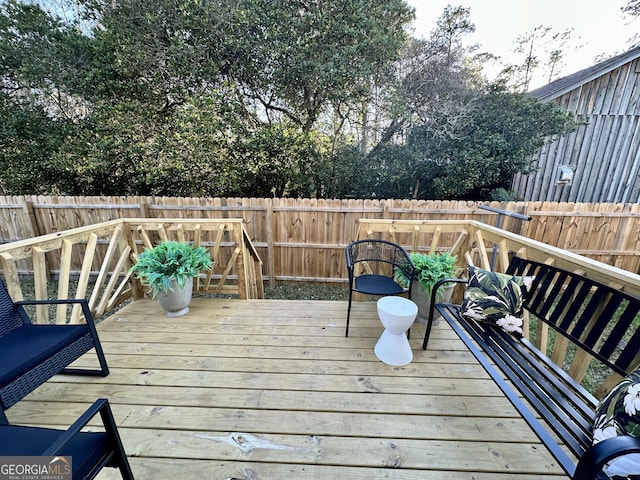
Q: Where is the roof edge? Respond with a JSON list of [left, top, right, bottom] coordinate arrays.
[[528, 44, 640, 101]]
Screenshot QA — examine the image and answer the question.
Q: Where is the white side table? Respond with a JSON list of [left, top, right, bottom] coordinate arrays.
[[374, 296, 418, 366]]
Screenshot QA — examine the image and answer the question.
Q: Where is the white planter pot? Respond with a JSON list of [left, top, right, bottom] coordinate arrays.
[[411, 282, 455, 325], [156, 277, 193, 317]]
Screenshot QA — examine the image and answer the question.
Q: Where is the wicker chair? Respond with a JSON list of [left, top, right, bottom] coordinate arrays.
[[0, 398, 134, 479], [0, 280, 109, 423], [345, 239, 415, 337]]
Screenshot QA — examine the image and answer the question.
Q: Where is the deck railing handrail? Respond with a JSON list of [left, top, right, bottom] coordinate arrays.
[[1, 216, 638, 397], [0, 218, 264, 325]]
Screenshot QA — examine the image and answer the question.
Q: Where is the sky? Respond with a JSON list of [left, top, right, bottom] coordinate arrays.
[[405, 0, 639, 89]]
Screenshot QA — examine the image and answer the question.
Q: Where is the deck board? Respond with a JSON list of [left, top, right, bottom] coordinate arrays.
[[7, 298, 569, 479]]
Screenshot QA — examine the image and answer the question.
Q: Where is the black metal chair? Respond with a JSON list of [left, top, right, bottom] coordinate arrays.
[[0, 280, 109, 423], [0, 398, 134, 479], [345, 239, 415, 337]]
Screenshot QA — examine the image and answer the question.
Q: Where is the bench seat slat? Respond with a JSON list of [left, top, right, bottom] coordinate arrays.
[[425, 256, 640, 479], [441, 304, 594, 457], [436, 303, 580, 477]]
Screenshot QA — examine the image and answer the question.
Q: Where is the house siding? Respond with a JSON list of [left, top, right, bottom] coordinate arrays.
[[514, 54, 640, 203]]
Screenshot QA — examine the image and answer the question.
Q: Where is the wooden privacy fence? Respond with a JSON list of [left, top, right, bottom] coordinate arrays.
[[1, 196, 640, 283], [0, 219, 263, 324]]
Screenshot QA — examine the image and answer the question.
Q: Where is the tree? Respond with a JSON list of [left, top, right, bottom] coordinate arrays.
[[366, 6, 477, 156], [623, 0, 640, 16], [344, 4, 577, 201], [357, 96, 561, 201], [432, 5, 475, 65], [352, 5, 479, 199], [0, 0, 577, 201], [544, 29, 579, 84], [499, 25, 581, 92], [227, 0, 414, 132], [81, 0, 234, 109], [0, 93, 78, 194], [0, 1, 92, 119], [0, 0, 416, 196], [507, 25, 551, 93], [405, 90, 577, 200]]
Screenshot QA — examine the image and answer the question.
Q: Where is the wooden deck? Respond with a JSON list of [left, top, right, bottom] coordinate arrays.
[[9, 299, 570, 479]]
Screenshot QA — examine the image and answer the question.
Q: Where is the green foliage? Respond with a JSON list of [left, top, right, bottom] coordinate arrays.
[[394, 252, 458, 298], [0, 0, 416, 197], [397, 90, 576, 200], [228, 0, 414, 131], [236, 124, 327, 197], [490, 188, 519, 202], [0, 1, 577, 201], [0, 94, 78, 194], [129, 241, 213, 297], [57, 92, 251, 196]]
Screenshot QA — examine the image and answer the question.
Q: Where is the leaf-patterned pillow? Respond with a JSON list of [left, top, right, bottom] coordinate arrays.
[[460, 265, 533, 336], [592, 369, 640, 476], [594, 369, 640, 441]]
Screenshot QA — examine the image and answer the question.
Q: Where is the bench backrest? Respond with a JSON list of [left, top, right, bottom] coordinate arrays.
[[0, 281, 26, 337], [506, 257, 640, 378]]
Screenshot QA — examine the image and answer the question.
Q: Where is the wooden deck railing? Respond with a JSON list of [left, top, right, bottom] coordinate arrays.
[[358, 218, 640, 397], [2, 197, 640, 281], [1, 216, 637, 397], [0, 219, 264, 325]]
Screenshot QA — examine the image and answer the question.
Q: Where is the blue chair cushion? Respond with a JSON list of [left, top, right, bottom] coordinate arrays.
[[355, 274, 404, 295], [0, 324, 90, 388], [0, 424, 109, 478]]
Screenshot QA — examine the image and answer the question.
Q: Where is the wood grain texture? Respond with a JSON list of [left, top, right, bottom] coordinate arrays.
[[8, 298, 570, 479]]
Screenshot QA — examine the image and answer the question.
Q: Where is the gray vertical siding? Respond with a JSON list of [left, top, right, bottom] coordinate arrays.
[[513, 56, 640, 202]]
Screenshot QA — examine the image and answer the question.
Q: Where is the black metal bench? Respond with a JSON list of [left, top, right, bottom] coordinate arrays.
[[0, 280, 109, 423], [422, 256, 640, 479]]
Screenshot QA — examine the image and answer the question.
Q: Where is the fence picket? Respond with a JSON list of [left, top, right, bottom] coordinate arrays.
[[1, 196, 640, 282]]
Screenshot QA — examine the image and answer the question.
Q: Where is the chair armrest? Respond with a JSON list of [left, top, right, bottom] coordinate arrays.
[[42, 398, 111, 456], [573, 436, 640, 480], [422, 277, 468, 350], [16, 298, 87, 306], [15, 298, 98, 327], [427, 277, 468, 323]]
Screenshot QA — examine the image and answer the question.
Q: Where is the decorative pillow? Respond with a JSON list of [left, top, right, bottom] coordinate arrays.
[[593, 369, 640, 476], [460, 265, 533, 336]]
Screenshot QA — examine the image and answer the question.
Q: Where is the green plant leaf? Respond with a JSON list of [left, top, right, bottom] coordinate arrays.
[[394, 251, 457, 298], [129, 241, 213, 297]]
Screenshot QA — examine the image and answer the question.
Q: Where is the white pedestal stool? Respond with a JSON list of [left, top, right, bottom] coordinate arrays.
[[374, 296, 418, 366]]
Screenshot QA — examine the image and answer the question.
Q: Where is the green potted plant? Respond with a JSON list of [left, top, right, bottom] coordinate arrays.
[[394, 251, 458, 324], [129, 240, 213, 317]]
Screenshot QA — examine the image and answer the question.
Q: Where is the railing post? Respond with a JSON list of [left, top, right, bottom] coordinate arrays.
[[266, 203, 276, 288], [478, 205, 532, 271]]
